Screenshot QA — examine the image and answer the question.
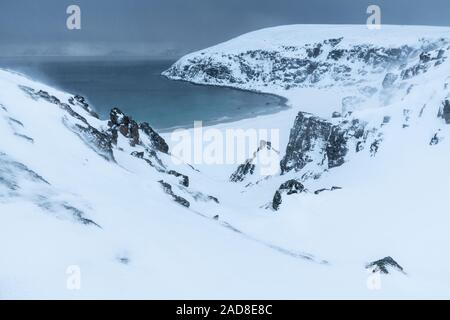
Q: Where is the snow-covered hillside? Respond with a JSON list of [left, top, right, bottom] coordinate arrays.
[[2, 24, 450, 299], [163, 25, 450, 298], [0, 69, 336, 299]]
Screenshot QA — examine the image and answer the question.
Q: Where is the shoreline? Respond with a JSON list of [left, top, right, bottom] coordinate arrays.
[[157, 74, 292, 133]]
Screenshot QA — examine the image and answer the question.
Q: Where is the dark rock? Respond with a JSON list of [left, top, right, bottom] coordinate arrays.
[[118, 256, 130, 265], [62, 204, 101, 228], [208, 196, 220, 204], [229, 140, 275, 182], [14, 133, 34, 143], [430, 133, 440, 146], [158, 180, 190, 208], [272, 179, 305, 211], [306, 44, 322, 58], [332, 111, 342, 118], [168, 170, 189, 187], [131, 151, 144, 158], [272, 190, 282, 211], [370, 139, 381, 156], [18, 85, 115, 162], [327, 126, 348, 168], [108, 108, 141, 147], [356, 141, 364, 152], [439, 99, 450, 124], [280, 112, 332, 173], [314, 186, 342, 195], [366, 256, 404, 274], [279, 179, 305, 195], [230, 160, 255, 182], [69, 123, 115, 162], [140, 122, 169, 153]]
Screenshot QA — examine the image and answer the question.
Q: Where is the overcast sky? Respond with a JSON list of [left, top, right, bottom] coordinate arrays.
[[1, 0, 449, 57]]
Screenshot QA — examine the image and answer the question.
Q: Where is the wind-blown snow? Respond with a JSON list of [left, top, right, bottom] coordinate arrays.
[[2, 24, 450, 299]]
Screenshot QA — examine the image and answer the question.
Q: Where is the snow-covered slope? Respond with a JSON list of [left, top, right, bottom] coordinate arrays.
[[0, 69, 339, 299], [162, 25, 450, 298], [2, 24, 450, 299]]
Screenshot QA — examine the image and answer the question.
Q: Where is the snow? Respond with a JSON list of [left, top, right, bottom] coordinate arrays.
[[2, 24, 450, 299]]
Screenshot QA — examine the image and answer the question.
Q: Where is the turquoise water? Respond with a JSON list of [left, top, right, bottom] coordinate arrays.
[[0, 57, 285, 131]]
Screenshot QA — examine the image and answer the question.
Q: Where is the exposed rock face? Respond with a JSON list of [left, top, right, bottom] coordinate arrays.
[[230, 161, 255, 182], [158, 180, 190, 208], [401, 48, 446, 80], [164, 39, 425, 90], [108, 108, 169, 154], [280, 113, 332, 174], [71, 95, 99, 119], [280, 112, 367, 175], [279, 179, 306, 195], [18, 86, 171, 167], [326, 125, 348, 169], [272, 179, 306, 211], [140, 122, 169, 153], [430, 132, 441, 145], [272, 191, 282, 211], [230, 140, 276, 182], [314, 186, 342, 195], [439, 99, 450, 124], [108, 108, 140, 146], [19, 86, 115, 162], [168, 170, 189, 187], [366, 256, 405, 274]]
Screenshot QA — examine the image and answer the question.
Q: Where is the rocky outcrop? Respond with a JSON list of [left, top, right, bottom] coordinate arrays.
[[158, 180, 190, 208], [19, 86, 115, 162], [108, 108, 169, 153], [401, 48, 446, 80], [140, 122, 169, 153], [70, 95, 99, 119], [314, 186, 342, 195], [280, 112, 367, 175], [164, 39, 426, 90], [108, 108, 140, 146], [438, 99, 450, 124], [366, 256, 405, 274], [230, 140, 276, 182], [230, 160, 255, 182], [168, 170, 189, 187], [280, 113, 332, 174], [272, 179, 306, 211]]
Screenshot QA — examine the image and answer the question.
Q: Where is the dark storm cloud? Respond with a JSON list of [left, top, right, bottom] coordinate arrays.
[[1, 0, 449, 57]]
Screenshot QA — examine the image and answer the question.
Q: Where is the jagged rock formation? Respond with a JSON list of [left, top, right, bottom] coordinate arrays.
[[280, 112, 366, 175], [439, 99, 450, 124], [272, 179, 306, 211], [168, 170, 189, 187], [17, 84, 202, 212], [366, 256, 405, 274], [20, 85, 116, 162], [230, 140, 278, 182], [158, 180, 190, 208]]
